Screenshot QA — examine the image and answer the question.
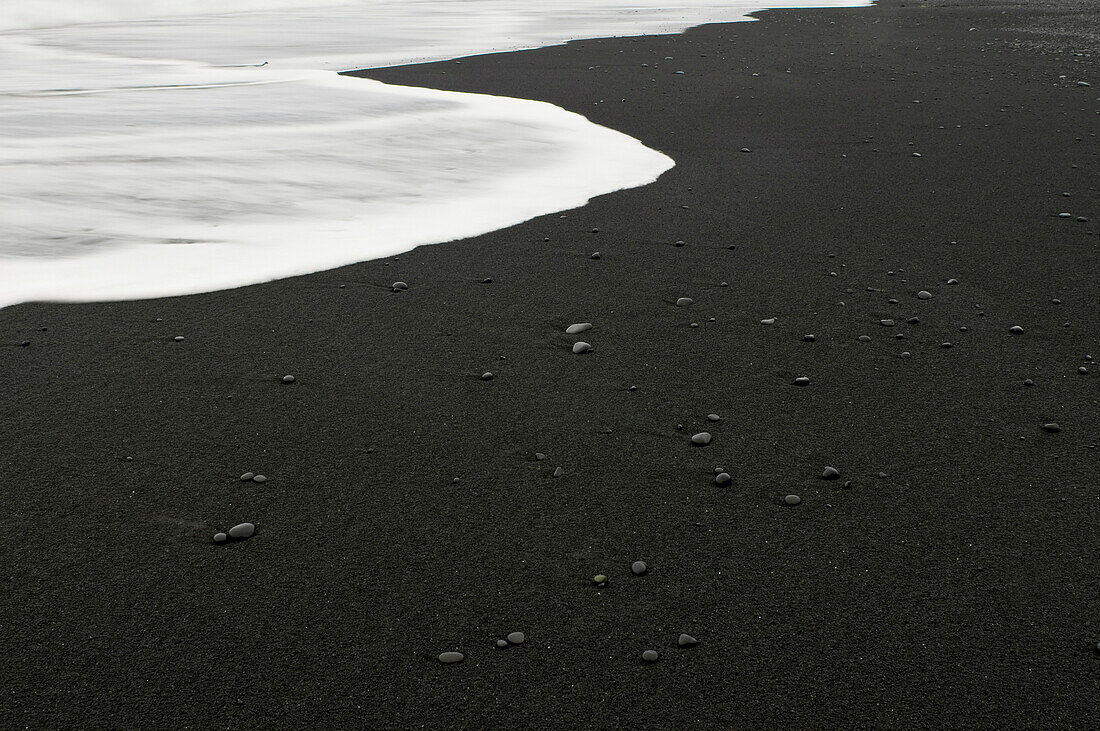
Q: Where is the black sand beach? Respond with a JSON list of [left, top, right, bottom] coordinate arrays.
[[2, 1, 1098, 727]]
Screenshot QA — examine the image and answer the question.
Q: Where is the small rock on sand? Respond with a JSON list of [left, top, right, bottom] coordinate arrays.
[[481, 372, 493, 380], [676, 297, 693, 307], [822, 466, 840, 479], [252, 475, 266, 483], [714, 472, 732, 485], [678, 634, 699, 647], [917, 291, 933, 300], [760, 318, 776, 325], [1009, 325, 1024, 334], [507, 632, 525, 645], [553, 467, 564, 478], [691, 432, 712, 446], [784, 495, 802, 506], [631, 561, 648, 575], [794, 377, 810, 386], [391, 281, 408, 291], [642, 650, 660, 662], [213, 532, 227, 544], [228, 522, 255, 539], [1042, 423, 1062, 433], [282, 375, 295, 383], [240, 472, 254, 481], [572, 342, 592, 354], [438, 652, 464, 664], [566, 323, 592, 334]]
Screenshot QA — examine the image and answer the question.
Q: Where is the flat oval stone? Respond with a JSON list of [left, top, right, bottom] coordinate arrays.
[[901, 351, 912, 358], [391, 281, 408, 291], [173, 336, 185, 341], [917, 291, 933, 299], [496, 639, 508, 648], [213, 532, 228, 544], [438, 652, 464, 664], [1009, 325, 1024, 334], [691, 432, 712, 446], [553, 466, 564, 478], [593, 574, 608, 585], [907, 317, 920, 324], [714, 472, 732, 485], [783, 494, 802, 506], [228, 522, 255, 539], [678, 634, 699, 647], [642, 650, 659, 662], [590, 252, 601, 259], [803, 334, 816, 341], [880, 319, 895, 326], [1042, 423, 1062, 433], [252, 474, 267, 483], [794, 377, 810, 386], [760, 317, 776, 325], [858, 335, 871, 342], [507, 632, 525, 645], [822, 466, 840, 479], [282, 375, 295, 383], [706, 414, 721, 421], [535, 452, 546, 460], [572, 342, 592, 354], [240, 472, 254, 481], [675, 297, 693, 307], [481, 372, 493, 380], [631, 560, 648, 575], [565, 323, 592, 334]]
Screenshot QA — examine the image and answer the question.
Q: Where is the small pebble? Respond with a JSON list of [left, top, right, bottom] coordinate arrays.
[[496, 639, 508, 648], [675, 297, 693, 307], [714, 472, 732, 485], [783, 494, 802, 506], [438, 652, 464, 664], [573, 342, 592, 354], [741, 147, 752, 153], [907, 317, 920, 324], [19, 340, 30, 347], [760, 317, 776, 325], [240, 472, 254, 481], [631, 561, 648, 575], [173, 336, 185, 341], [941, 342, 953, 349], [822, 466, 840, 479], [282, 375, 295, 383], [642, 650, 660, 662], [507, 632, 525, 645], [877, 472, 888, 479], [674, 240, 685, 247], [252, 475, 266, 483], [593, 574, 608, 585], [481, 278, 493, 284], [706, 414, 721, 422], [1078, 367, 1088, 375], [535, 452, 547, 460], [901, 351, 911, 358], [1024, 379, 1034, 386], [590, 252, 601, 259], [481, 372, 493, 380], [228, 522, 255, 539], [880, 319, 895, 327], [802, 334, 815, 342], [678, 634, 699, 647], [947, 279, 959, 285], [858, 335, 871, 342], [691, 432, 712, 446], [1042, 423, 1062, 433], [917, 291, 933, 300], [1009, 325, 1024, 334], [794, 377, 810, 386], [553, 466, 564, 478], [566, 323, 592, 334], [391, 281, 408, 291], [213, 532, 227, 544]]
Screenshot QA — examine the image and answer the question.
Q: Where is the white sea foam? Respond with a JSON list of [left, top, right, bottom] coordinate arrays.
[[0, 1, 871, 308]]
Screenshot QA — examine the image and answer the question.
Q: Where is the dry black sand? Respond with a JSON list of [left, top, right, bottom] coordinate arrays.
[[2, 1, 1098, 727]]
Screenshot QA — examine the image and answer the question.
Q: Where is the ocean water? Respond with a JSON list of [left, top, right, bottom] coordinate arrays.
[[0, 0, 871, 308]]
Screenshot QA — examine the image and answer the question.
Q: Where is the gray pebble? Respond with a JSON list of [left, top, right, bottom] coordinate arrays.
[[917, 291, 933, 300], [760, 317, 776, 325], [282, 375, 295, 383], [438, 652, 464, 664], [1079, 367, 1088, 375], [1042, 423, 1062, 433], [1058, 212, 1072, 218], [706, 414, 721, 422], [228, 522, 255, 539], [907, 317, 920, 324], [507, 632, 525, 645], [691, 432, 712, 446], [252, 475, 266, 483], [590, 252, 600, 260], [496, 639, 508, 648], [714, 472, 732, 485], [784, 494, 802, 506], [1024, 379, 1034, 386], [481, 278, 493, 284], [632, 561, 648, 575], [803, 334, 816, 342], [481, 372, 493, 380], [240, 472, 254, 481], [678, 634, 699, 647], [392, 281, 408, 291], [794, 377, 810, 386], [213, 532, 228, 544], [173, 336, 185, 341], [566, 323, 592, 334], [642, 650, 660, 662], [572, 342, 592, 354], [858, 335, 871, 342], [901, 351, 912, 358], [877, 472, 888, 479], [1009, 325, 1024, 334], [535, 452, 546, 460], [553, 466, 564, 478], [674, 240, 685, 247], [675, 297, 694, 307], [880, 319, 895, 327], [941, 342, 953, 348], [822, 466, 840, 479], [947, 279, 959, 285]]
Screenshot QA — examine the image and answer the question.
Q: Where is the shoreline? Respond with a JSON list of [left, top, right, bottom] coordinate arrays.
[[3, 1, 1098, 727]]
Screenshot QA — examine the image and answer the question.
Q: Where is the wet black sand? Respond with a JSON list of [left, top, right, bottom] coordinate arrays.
[[2, 1, 1098, 727]]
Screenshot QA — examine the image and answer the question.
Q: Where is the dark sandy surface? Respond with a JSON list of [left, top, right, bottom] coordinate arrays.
[[2, 1, 1098, 727]]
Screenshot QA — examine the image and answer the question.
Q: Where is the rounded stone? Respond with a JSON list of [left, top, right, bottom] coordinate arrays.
[[553, 466, 564, 478], [282, 375, 295, 383], [228, 522, 255, 539], [213, 532, 228, 544], [572, 342, 592, 354], [907, 317, 920, 324], [535, 452, 547, 460], [901, 351, 912, 358], [481, 372, 493, 380], [1042, 423, 1062, 433], [252, 474, 267, 483], [794, 377, 810, 386], [941, 342, 953, 349], [917, 291, 933, 300], [1024, 379, 1034, 386], [496, 639, 508, 648], [240, 472, 254, 481], [565, 323, 592, 334], [438, 652, 464, 664], [714, 472, 732, 485], [706, 414, 721, 421], [803, 334, 816, 342], [675, 297, 693, 307], [822, 466, 840, 479], [507, 632, 525, 645], [1009, 325, 1024, 334], [858, 335, 871, 342], [391, 281, 408, 291], [642, 650, 660, 662], [631, 561, 648, 575], [678, 634, 699, 647], [880, 319, 895, 327], [590, 252, 601, 259], [783, 494, 802, 506], [593, 574, 608, 585], [691, 432, 712, 446], [173, 336, 185, 341], [760, 318, 776, 325]]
